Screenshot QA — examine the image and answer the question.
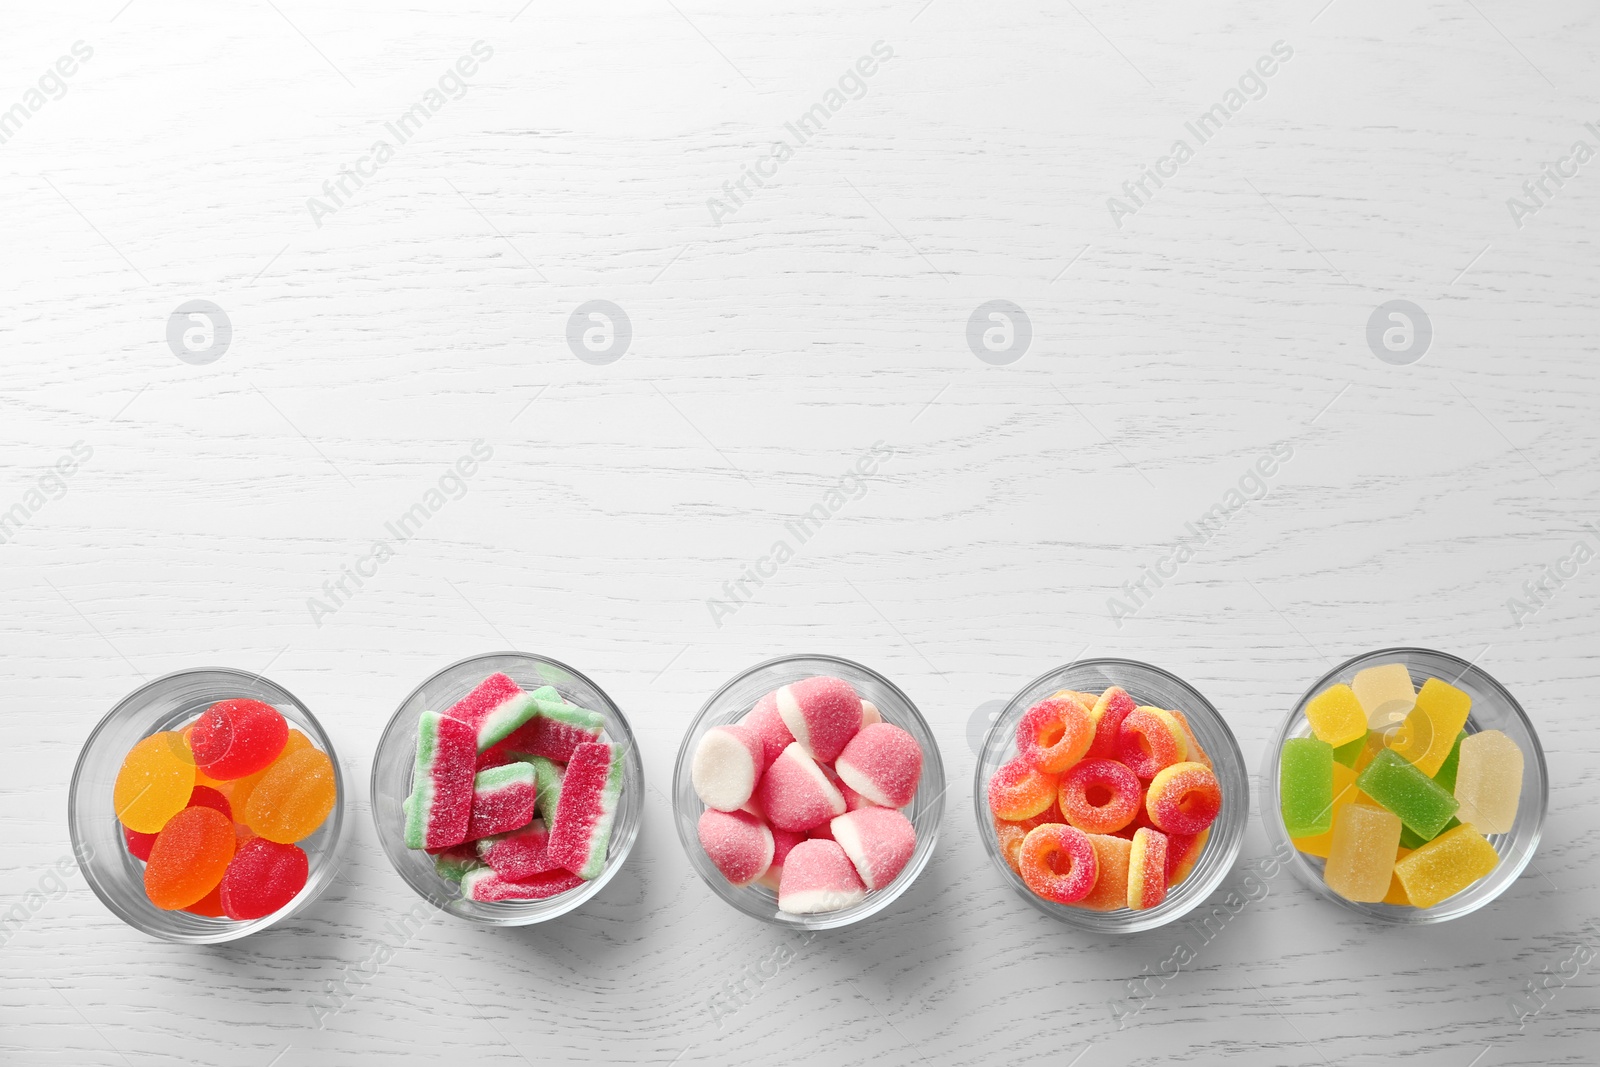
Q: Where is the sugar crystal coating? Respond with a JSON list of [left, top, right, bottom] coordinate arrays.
[[1453, 729, 1522, 834]]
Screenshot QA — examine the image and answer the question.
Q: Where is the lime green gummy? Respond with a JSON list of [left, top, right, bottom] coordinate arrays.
[[1356, 748, 1459, 839], [1400, 816, 1460, 851], [1281, 737, 1335, 838], [1432, 730, 1468, 794], [1332, 732, 1368, 768]]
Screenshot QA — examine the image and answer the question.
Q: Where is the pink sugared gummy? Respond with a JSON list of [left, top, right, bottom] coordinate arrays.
[[860, 700, 882, 727], [740, 693, 794, 769], [830, 806, 916, 890], [776, 676, 864, 764], [758, 742, 846, 832], [476, 819, 558, 880], [835, 722, 922, 809], [778, 839, 867, 914], [755, 826, 808, 890], [697, 808, 774, 887], [691, 724, 765, 812], [460, 867, 585, 902]]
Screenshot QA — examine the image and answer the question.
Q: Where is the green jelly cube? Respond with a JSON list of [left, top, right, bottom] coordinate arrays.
[[1332, 731, 1369, 768], [1432, 730, 1468, 794], [1399, 815, 1460, 851], [1281, 737, 1335, 838], [1356, 748, 1460, 839]]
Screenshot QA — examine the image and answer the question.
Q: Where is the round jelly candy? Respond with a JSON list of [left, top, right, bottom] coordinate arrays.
[[220, 838, 309, 920], [1145, 761, 1221, 835], [1118, 707, 1188, 778], [986, 758, 1059, 821], [145, 806, 235, 910], [1127, 826, 1169, 910], [114, 732, 197, 834], [185, 883, 226, 917], [1018, 823, 1097, 904], [1016, 696, 1094, 774], [180, 725, 226, 788], [186, 785, 232, 820], [190, 699, 288, 780], [219, 729, 311, 813], [1058, 758, 1141, 835], [123, 825, 158, 862], [244, 746, 336, 843]]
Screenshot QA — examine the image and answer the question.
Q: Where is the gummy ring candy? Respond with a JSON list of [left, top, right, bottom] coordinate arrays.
[[1016, 696, 1094, 774], [1146, 761, 1222, 835], [994, 818, 1030, 875], [1018, 823, 1097, 904], [1086, 686, 1138, 760], [1119, 707, 1188, 778], [987, 758, 1059, 821], [1127, 826, 1169, 910], [1058, 758, 1141, 835]]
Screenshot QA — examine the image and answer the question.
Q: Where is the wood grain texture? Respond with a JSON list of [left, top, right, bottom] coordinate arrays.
[[2, 0, 1598, 1063]]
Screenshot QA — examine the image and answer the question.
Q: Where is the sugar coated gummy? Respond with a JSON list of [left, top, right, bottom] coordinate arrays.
[[145, 806, 236, 910], [433, 843, 485, 884], [1118, 707, 1188, 779], [404, 711, 477, 850], [1352, 662, 1417, 724], [1018, 823, 1097, 904], [777, 839, 866, 914], [114, 732, 197, 834], [1016, 696, 1094, 774], [756, 826, 808, 890], [466, 762, 538, 839], [219, 730, 311, 814], [475, 819, 556, 880], [546, 741, 624, 880], [1167, 828, 1207, 885], [244, 746, 336, 844], [776, 676, 864, 764], [1291, 760, 1361, 858], [1057, 758, 1140, 835], [1388, 677, 1471, 777], [1356, 748, 1459, 840], [1145, 762, 1221, 836], [698, 808, 774, 887], [526, 754, 565, 823], [740, 692, 796, 769], [461, 867, 586, 903], [1167, 710, 1211, 770], [1305, 684, 1367, 748], [1279, 737, 1334, 839], [1453, 729, 1523, 834], [1127, 827, 1169, 910], [830, 806, 915, 891], [1323, 802, 1401, 903], [1086, 687, 1137, 761], [1392, 823, 1498, 908], [987, 758, 1059, 822], [835, 722, 922, 809], [189, 699, 288, 781], [692, 724, 767, 812], [219, 837, 309, 920], [1073, 833, 1133, 912], [760, 742, 847, 831], [443, 673, 540, 752], [859, 701, 882, 728]]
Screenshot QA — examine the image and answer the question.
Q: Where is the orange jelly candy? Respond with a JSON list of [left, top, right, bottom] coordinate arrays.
[[219, 730, 311, 814], [245, 747, 336, 843], [145, 807, 235, 910], [114, 732, 196, 834]]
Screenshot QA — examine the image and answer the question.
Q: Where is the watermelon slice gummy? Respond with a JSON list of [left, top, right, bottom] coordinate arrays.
[[460, 867, 585, 903], [526, 755, 565, 822], [547, 741, 624, 880], [476, 818, 559, 880], [430, 843, 482, 884], [466, 762, 538, 839], [444, 673, 541, 752], [404, 712, 476, 849]]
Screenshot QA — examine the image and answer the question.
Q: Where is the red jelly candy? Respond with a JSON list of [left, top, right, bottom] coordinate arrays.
[[219, 837, 309, 920], [123, 825, 158, 862], [189, 699, 288, 780], [185, 883, 226, 917], [186, 785, 232, 820]]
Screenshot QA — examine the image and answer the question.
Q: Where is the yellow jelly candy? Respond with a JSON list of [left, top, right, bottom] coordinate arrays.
[[114, 732, 197, 833], [1388, 677, 1471, 777], [1383, 847, 1412, 905], [1305, 684, 1366, 747], [244, 746, 336, 843], [1293, 762, 1361, 858], [1351, 663, 1415, 724], [219, 730, 311, 814], [1393, 823, 1498, 908], [1324, 802, 1402, 903], [1454, 729, 1524, 834]]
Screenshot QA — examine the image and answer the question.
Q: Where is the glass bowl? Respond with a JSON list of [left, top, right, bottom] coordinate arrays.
[[975, 658, 1248, 933], [68, 668, 346, 944], [370, 651, 643, 924], [1263, 647, 1547, 923], [673, 654, 946, 930]]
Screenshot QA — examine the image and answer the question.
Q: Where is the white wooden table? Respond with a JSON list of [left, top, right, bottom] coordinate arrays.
[[3, 0, 1597, 1063]]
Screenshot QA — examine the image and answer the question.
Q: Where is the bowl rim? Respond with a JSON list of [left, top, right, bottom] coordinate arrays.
[[368, 649, 643, 925], [1263, 645, 1549, 924], [69, 665, 346, 944], [671, 652, 947, 930], [973, 656, 1248, 933]]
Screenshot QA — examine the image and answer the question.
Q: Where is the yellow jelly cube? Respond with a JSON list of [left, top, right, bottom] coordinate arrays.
[[1393, 823, 1499, 908], [1388, 677, 1471, 777], [1352, 662, 1416, 724], [1306, 683, 1367, 747], [1454, 729, 1524, 834], [1382, 847, 1413, 905], [1292, 762, 1360, 858], [1324, 802, 1402, 903]]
